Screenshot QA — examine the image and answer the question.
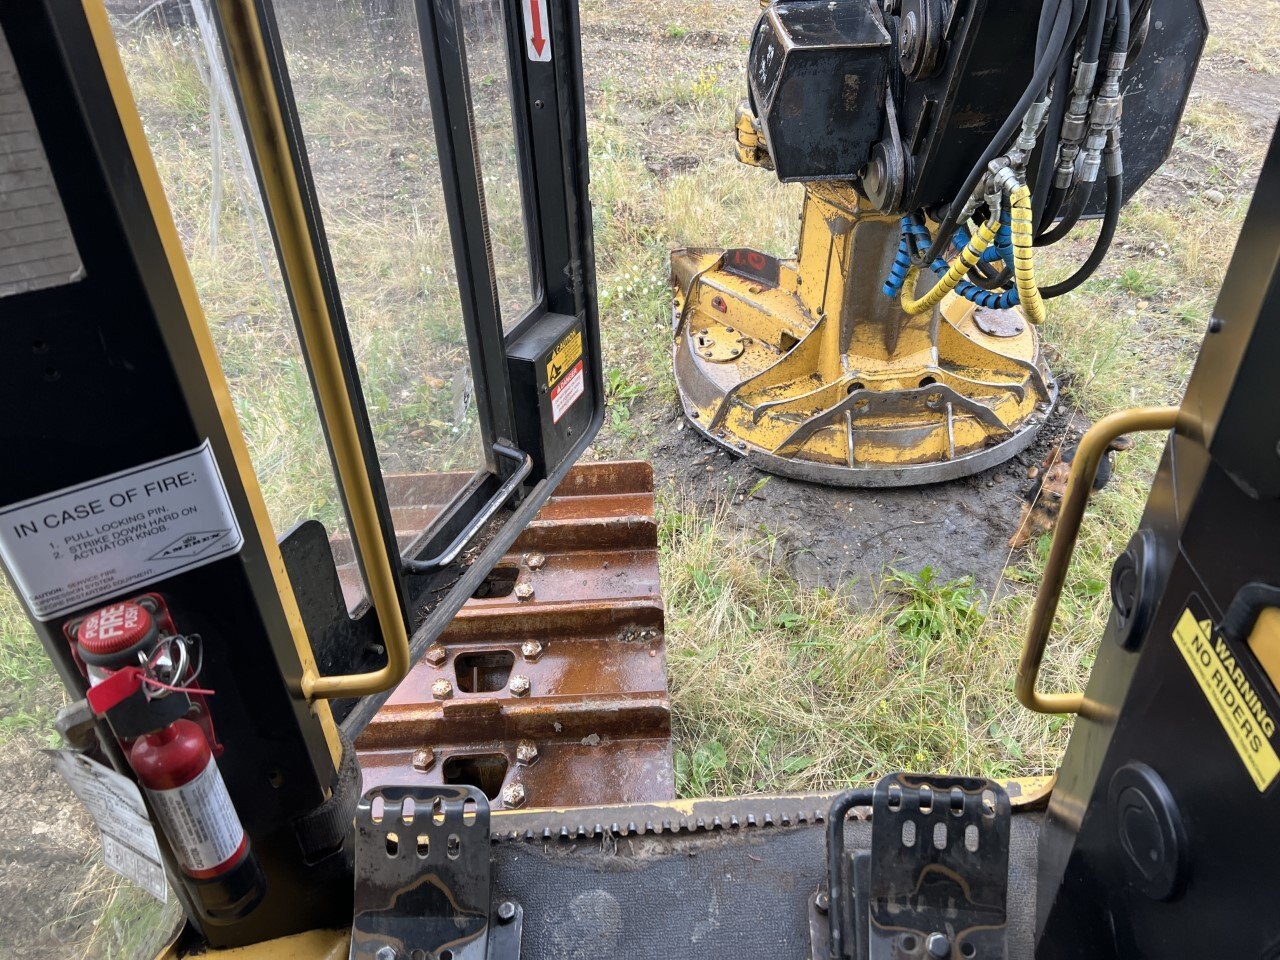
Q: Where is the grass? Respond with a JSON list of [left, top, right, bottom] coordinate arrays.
[[68, 868, 181, 960], [660, 484, 1147, 794]]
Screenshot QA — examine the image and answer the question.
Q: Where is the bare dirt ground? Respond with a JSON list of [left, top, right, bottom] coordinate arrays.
[[0, 743, 100, 958], [650, 403, 1087, 597], [2, 1, 1278, 957]]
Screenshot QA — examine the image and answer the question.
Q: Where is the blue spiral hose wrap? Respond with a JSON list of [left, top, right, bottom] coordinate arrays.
[[884, 213, 1020, 310], [882, 223, 915, 297]]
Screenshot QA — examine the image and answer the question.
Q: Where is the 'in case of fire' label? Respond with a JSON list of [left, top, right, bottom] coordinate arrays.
[[0, 440, 243, 620]]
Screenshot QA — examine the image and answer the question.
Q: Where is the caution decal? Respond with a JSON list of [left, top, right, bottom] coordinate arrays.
[[1172, 606, 1279, 791], [547, 328, 583, 388]]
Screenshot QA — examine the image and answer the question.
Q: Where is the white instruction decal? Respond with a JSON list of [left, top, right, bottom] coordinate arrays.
[[47, 750, 168, 903], [550, 359, 584, 423], [0, 440, 243, 620]]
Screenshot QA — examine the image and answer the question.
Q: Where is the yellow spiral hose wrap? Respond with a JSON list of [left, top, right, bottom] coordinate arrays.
[[1008, 183, 1046, 324], [900, 218, 999, 316]]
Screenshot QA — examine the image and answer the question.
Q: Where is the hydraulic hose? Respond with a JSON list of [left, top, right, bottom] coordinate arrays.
[[883, 216, 934, 297], [969, 260, 1012, 291], [1040, 169, 1122, 298], [1110, 0, 1132, 59], [901, 218, 1000, 315], [1080, 0, 1108, 69], [1032, 54, 1075, 231], [1008, 183, 1047, 323], [941, 168, 1120, 307], [920, 0, 1078, 266], [1036, 178, 1094, 246]]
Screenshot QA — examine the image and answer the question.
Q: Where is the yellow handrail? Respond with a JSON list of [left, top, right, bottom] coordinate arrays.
[[216, 0, 409, 699], [1016, 406, 1182, 714]]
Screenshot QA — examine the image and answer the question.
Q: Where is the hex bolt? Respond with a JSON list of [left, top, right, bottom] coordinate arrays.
[[412, 747, 435, 772], [509, 674, 531, 697], [431, 678, 453, 700], [520, 639, 544, 662], [814, 891, 830, 914], [925, 932, 951, 958], [515, 740, 539, 765], [375, 947, 398, 960], [424, 644, 447, 667], [525, 552, 546, 570], [501, 782, 527, 808], [514, 582, 535, 602], [496, 901, 517, 923]]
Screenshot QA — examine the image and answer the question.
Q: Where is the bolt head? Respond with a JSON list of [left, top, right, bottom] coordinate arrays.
[[431, 678, 453, 700], [501, 782, 527, 807], [514, 582, 535, 601], [525, 551, 546, 570], [411, 747, 435, 771], [497, 900, 517, 923], [925, 932, 951, 958], [901, 13, 919, 57], [520, 639, 544, 662], [509, 674, 531, 697], [375, 947, 398, 960], [515, 740, 539, 764], [424, 644, 447, 666]]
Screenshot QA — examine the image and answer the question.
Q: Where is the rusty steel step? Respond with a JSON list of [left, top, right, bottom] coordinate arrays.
[[354, 461, 674, 810]]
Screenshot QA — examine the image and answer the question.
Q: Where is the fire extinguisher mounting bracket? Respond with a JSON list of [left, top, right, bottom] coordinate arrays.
[[89, 667, 192, 741], [351, 785, 522, 960]]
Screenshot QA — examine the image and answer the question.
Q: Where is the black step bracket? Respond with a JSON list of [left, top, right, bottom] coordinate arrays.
[[351, 785, 522, 960], [813, 774, 1011, 960]]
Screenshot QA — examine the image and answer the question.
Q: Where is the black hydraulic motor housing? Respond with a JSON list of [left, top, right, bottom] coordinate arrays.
[[746, 0, 1207, 217]]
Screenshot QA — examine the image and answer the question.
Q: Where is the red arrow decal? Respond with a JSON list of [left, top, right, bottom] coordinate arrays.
[[530, 0, 546, 56]]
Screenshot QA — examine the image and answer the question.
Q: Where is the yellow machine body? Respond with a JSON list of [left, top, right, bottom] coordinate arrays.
[[671, 130, 1056, 486]]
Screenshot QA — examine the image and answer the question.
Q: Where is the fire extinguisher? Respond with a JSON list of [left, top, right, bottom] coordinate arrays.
[[130, 718, 265, 922], [71, 597, 266, 923]]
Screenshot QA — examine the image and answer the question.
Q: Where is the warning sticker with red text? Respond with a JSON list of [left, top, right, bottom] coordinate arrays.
[[0, 440, 243, 620], [551, 359, 585, 423]]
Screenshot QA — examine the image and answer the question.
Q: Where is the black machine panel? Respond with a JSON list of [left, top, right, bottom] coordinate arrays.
[[744, 0, 1207, 218], [893, 0, 1207, 215], [1034, 129, 1280, 959], [0, 4, 353, 945]]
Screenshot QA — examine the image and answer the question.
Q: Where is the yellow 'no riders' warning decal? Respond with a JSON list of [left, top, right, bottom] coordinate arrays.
[[1171, 604, 1279, 791]]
